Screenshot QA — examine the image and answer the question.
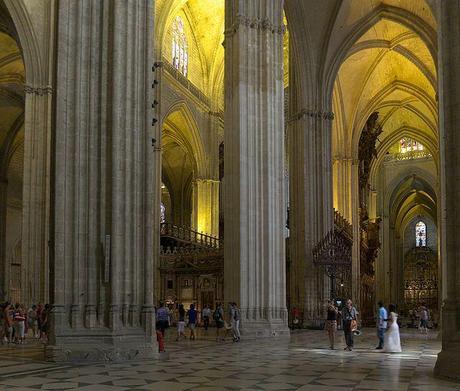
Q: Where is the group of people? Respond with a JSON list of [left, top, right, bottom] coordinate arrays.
[[407, 305, 431, 332], [325, 299, 402, 352], [0, 302, 50, 345], [155, 301, 241, 351]]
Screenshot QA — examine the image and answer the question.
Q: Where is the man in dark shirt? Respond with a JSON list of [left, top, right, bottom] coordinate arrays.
[[341, 299, 358, 351]]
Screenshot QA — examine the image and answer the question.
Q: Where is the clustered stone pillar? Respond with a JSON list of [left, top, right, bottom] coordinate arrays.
[[288, 106, 334, 325], [48, 0, 157, 361], [0, 178, 7, 299], [434, 0, 460, 381], [22, 87, 53, 306], [224, 0, 289, 337]]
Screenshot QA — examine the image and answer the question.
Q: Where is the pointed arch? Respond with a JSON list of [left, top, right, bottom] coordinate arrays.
[[162, 100, 207, 177]]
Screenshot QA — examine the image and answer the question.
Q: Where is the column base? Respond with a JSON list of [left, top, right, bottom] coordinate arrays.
[[46, 334, 157, 362], [241, 320, 290, 338], [434, 343, 460, 382]]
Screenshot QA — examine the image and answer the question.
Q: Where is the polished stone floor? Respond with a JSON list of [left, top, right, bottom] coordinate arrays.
[[0, 328, 459, 390]]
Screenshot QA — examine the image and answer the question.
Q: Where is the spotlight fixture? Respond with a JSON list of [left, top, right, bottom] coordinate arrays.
[[152, 62, 162, 71], [151, 138, 161, 152], [152, 80, 159, 88], [152, 100, 159, 108], [152, 118, 158, 126]]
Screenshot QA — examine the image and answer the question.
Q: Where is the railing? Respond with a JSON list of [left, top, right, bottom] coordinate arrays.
[[160, 222, 221, 249], [384, 150, 432, 163], [162, 58, 210, 107]]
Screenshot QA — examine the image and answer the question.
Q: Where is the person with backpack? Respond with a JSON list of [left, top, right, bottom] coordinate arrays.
[[156, 302, 170, 337], [231, 302, 241, 342], [187, 304, 198, 340], [213, 303, 224, 341]]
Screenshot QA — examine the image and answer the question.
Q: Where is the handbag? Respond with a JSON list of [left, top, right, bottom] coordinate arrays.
[[350, 319, 358, 332]]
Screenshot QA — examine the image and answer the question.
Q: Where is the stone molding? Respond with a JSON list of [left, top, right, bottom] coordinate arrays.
[[24, 85, 53, 96], [288, 109, 335, 122], [224, 14, 286, 37]]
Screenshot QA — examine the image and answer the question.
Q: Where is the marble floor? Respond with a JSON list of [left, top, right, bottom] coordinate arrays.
[[0, 328, 459, 390]]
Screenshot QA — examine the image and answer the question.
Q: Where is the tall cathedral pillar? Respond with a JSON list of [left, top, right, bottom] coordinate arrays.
[[434, 0, 460, 381], [288, 107, 334, 325], [223, 0, 289, 337], [22, 88, 53, 305], [47, 0, 156, 361], [0, 178, 7, 299]]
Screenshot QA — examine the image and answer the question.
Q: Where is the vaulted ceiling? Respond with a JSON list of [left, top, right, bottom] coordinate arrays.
[[0, 5, 24, 199], [331, 1, 437, 159]]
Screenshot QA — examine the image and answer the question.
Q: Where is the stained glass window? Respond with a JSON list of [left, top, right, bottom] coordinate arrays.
[[400, 138, 424, 153], [415, 221, 426, 247], [172, 16, 188, 77]]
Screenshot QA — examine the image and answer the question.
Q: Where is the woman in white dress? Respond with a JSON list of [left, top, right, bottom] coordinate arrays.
[[384, 304, 402, 353]]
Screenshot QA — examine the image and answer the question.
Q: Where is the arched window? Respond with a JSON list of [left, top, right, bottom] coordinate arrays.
[[415, 221, 426, 247], [400, 138, 424, 153], [160, 202, 166, 224], [172, 16, 188, 77]]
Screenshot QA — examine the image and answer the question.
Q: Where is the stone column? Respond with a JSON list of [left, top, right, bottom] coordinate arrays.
[[351, 160, 361, 307], [434, 0, 460, 380], [224, 0, 289, 337], [47, 0, 156, 362], [21, 88, 53, 306], [192, 178, 219, 237], [0, 179, 8, 300], [288, 108, 334, 324]]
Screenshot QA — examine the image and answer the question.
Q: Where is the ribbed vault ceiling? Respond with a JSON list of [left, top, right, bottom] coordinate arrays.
[[333, 15, 437, 158]]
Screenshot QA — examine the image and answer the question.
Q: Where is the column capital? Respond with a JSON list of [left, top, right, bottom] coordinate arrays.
[[24, 85, 54, 96], [288, 108, 335, 123], [194, 177, 220, 184], [224, 15, 286, 38]]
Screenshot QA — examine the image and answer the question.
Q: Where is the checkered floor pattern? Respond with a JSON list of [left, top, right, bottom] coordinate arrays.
[[0, 328, 459, 390]]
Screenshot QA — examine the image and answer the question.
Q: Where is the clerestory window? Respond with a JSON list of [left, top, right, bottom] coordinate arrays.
[[172, 16, 188, 77]]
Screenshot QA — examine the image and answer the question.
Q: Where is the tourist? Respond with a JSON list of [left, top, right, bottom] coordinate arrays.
[[213, 303, 224, 341], [231, 302, 241, 342], [376, 301, 387, 350], [292, 306, 300, 329], [202, 304, 211, 331], [384, 304, 401, 353], [14, 304, 26, 344], [341, 299, 358, 351], [187, 304, 198, 340], [4, 302, 13, 343], [325, 300, 338, 349], [419, 305, 429, 334], [36, 303, 43, 339], [28, 305, 38, 339], [156, 321, 165, 353], [156, 302, 170, 337], [40, 304, 50, 344], [176, 304, 186, 341]]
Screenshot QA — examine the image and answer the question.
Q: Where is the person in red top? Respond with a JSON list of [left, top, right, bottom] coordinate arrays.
[[292, 307, 300, 329]]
